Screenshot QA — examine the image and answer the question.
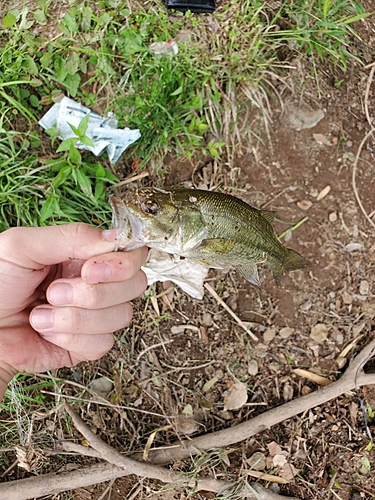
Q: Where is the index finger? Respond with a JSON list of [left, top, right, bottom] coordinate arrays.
[[81, 247, 148, 284], [0, 223, 117, 270]]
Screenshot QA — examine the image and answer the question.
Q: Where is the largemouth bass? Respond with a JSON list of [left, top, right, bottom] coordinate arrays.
[[109, 187, 310, 286]]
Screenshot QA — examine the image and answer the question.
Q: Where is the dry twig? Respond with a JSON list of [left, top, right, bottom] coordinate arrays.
[[1, 338, 374, 500], [352, 64, 375, 229]]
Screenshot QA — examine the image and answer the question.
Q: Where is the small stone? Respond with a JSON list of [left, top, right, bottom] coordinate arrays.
[[345, 242, 362, 252], [89, 377, 113, 397], [310, 324, 329, 344], [329, 211, 337, 222], [359, 280, 369, 296], [279, 327, 294, 339], [342, 290, 353, 304], [248, 359, 259, 376], [297, 200, 313, 210], [264, 328, 276, 343], [201, 313, 213, 326]]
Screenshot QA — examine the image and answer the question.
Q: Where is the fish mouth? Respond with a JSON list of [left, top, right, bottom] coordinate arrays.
[[109, 195, 149, 251]]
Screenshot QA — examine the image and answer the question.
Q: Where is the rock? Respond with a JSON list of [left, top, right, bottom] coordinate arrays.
[[310, 323, 329, 344], [279, 327, 294, 339], [89, 377, 113, 397], [285, 104, 324, 131], [248, 359, 259, 376], [264, 328, 276, 343], [359, 280, 369, 296]]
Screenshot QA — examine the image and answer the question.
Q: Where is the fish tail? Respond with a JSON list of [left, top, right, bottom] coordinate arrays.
[[272, 248, 310, 286]]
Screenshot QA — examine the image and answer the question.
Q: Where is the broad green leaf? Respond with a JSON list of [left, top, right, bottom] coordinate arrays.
[[68, 123, 81, 136], [57, 138, 77, 152], [52, 165, 72, 188], [75, 169, 93, 198], [80, 136, 94, 147], [2, 12, 17, 28], [170, 85, 183, 96], [29, 95, 40, 108], [68, 143, 81, 166], [34, 9, 46, 23], [40, 195, 58, 221], [64, 73, 81, 97], [78, 113, 90, 135]]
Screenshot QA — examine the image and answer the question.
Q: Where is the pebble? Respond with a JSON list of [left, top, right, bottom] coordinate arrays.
[[329, 211, 337, 222], [279, 327, 294, 339], [359, 280, 369, 296], [310, 323, 329, 344], [264, 328, 276, 343]]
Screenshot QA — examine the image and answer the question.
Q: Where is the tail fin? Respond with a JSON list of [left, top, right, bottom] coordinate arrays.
[[272, 248, 310, 286]]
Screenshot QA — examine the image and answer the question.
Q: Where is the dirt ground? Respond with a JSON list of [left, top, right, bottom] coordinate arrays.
[[2, 4, 375, 500]]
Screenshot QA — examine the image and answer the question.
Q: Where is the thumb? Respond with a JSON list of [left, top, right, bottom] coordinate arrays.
[[0, 223, 117, 269]]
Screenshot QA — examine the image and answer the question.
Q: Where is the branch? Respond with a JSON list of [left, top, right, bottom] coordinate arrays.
[[1, 338, 374, 500], [130, 337, 375, 464]]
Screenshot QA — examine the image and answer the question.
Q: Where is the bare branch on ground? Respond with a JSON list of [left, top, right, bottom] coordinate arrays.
[[1, 338, 374, 500]]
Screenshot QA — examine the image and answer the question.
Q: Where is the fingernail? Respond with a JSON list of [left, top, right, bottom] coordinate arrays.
[[85, 262, 111, 283], [49, 283, 73, 305], [30, 308, 54, 331], [102, 229, 117, 242]]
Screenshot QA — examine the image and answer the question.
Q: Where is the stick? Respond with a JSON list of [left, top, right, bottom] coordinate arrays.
[[204, 282, 258, 341], [129, 338, 375, 464], [2, 338, 374, 500]]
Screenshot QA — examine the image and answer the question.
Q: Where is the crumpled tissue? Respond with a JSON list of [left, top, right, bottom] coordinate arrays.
[[142, 249, 209, 300], [38, 96, 141, 163]]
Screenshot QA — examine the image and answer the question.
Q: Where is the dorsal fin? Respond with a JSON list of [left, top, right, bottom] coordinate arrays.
[[259, 209, 276, 224]]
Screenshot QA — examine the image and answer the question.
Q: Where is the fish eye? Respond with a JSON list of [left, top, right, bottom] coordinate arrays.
[[141, 199, 159, 215]]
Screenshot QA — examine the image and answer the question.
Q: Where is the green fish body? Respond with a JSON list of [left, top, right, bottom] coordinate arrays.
[[109, 187, 310, 286]]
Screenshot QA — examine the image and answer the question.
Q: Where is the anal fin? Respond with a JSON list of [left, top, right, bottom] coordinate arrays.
[[235, 263, 261, 286]]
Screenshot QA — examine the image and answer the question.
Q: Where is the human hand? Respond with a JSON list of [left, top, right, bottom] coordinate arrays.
[[0, 223, 148, 400]]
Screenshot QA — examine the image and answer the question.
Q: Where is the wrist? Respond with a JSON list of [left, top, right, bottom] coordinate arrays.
[[0, 363, 18, 402]]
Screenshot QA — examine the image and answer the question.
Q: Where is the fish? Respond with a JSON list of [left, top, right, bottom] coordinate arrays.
[[109, 187, 310, 286]]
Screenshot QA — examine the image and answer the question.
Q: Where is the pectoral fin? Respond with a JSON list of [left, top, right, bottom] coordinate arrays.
[[235, 263, 261, 286], [201, 238, 235, 254]]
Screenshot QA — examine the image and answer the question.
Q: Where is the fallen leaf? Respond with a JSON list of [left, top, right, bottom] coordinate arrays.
[[202, 377, 219, 393], [294, 368, 332, 386], [310, 323, 329, 344], [279, 463, 299, 480], [175, 415, 199, 435], [283, 382, 294, 401], [273, 454, 288, 468], [267, 441, 283, 457], [359, 280, 369, 296], [362, 302, 375, 318], [246, 451, 266, 471], [223, 382, 248, 411], [316, 185, 331, 201]]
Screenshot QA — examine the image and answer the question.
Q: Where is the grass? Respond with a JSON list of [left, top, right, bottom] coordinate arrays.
[[0, 0, 369, 228], [0, 0, 371, 492]]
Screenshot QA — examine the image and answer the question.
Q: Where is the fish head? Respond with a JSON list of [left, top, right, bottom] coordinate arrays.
[[109, 188, 182, 250]]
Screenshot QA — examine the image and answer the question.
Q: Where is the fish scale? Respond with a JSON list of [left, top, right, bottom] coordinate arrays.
[[110, 187, 310, 286]]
